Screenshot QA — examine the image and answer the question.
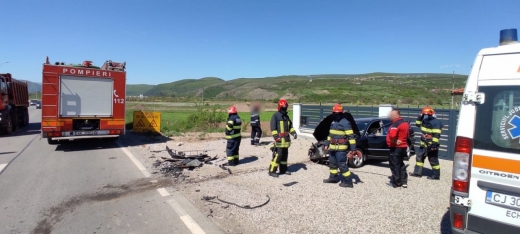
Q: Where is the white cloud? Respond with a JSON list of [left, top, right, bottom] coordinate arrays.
[[440, 64, 461, 69]]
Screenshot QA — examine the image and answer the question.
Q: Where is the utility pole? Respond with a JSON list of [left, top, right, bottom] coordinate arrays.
[[451, 71, 455, 109]]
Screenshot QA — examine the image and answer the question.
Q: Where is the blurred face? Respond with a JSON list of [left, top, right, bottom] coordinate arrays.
[[389, 110, 399, 121]]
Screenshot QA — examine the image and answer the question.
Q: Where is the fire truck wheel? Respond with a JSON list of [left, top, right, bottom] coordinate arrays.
[[10, 111, 18, 131], [1, 120, 12, 135], [23, 109, 29, 126], [47, 138, 59, 145]]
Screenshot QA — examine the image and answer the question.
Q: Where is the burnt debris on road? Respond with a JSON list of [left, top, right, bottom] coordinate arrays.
[[152, 146, 218, 181]]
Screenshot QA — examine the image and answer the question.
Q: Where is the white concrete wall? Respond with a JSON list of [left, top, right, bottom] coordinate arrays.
[[292, 103, 302, 135], [379, 104, 394, 118]]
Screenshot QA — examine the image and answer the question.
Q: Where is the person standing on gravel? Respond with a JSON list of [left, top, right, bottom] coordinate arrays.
[[268, 99, 297, 177], [410, 107, 443, 180], [322, 104, 355, 188], [225, 106, 242, 166], [250, 103, 262, 146], [386, 109, 409, 188]]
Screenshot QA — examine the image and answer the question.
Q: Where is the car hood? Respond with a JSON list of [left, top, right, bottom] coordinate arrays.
[[313, 112, 361, 141]]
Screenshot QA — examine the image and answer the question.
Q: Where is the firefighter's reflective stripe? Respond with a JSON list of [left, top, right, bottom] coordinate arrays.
[[271, 130, 278, 135], [349, 139, 356, 145], [330, 169, 338, 174], [227, 156, 235, 160], [232, 126, 241, 130], [275, 120, 291, 148], [329, 129, 347, 136], [432, 165, 440, 169], [431, 128, 442, 134], [432, 137, 440, 143], [416, 162, 424, 166], [289, 127, 295, 133], [421, 127, 433, 133], [420, 141, 427, 146], [226, 121, 234, 131], [342, 171, 351, 177], [329, 144, 348, 151], [225, 133, 241, 139], [280, 161, 287, 165], [416, 120, 422, 125], [270, 153, 279, 172]]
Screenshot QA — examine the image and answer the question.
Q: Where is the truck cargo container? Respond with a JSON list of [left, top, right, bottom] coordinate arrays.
[[41, 57, 126, 144], [0, 73, 30, 134]]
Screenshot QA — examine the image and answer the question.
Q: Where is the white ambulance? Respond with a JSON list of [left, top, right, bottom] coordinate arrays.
[[450, 28, 520, 233]]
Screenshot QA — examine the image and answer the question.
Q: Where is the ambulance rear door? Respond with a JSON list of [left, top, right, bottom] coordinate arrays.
[[466, 52, 520, 233]]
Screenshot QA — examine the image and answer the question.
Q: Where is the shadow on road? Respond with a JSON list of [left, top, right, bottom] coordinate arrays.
[[239, 156, 258, 165], [118, 132, 172, 148], [440, 209, 452, 234], [288, 163, 308, 173], [0, 122, 41, 138], [53, 139, 121, 152]]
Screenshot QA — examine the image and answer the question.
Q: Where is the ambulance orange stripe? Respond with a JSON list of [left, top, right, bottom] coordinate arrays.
[[473, 154, 520, 174]]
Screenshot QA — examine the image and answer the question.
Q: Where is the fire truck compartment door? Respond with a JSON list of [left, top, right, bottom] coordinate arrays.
[[59, 75, 113, 117]]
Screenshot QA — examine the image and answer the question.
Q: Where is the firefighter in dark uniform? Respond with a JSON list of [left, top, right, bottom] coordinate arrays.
[[225, 106, 242, 166], [410, 107, 443, 180], [250, 103, 262, 145], [268, 99, 297, 177], [323, 104, 356, 188]]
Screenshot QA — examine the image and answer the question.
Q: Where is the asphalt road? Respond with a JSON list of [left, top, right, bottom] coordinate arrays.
[[0, 107, 223, 234]]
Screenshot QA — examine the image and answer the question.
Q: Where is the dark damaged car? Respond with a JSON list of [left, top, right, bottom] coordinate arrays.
[[309, 114, 416, 168]]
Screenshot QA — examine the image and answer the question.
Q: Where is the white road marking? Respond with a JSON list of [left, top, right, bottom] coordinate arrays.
[[167, 199, 206, 234], [157, 188, 170, 197], [0, 164, 7, 173], [116, 142, 151, 178], [117, 143, 206, 233]]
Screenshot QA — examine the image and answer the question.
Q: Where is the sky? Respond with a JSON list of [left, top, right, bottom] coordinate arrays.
[[0, 0, 519, 85]]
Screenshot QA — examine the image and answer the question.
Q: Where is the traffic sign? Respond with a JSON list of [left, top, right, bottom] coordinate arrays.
[[133, 111, 161, 133]]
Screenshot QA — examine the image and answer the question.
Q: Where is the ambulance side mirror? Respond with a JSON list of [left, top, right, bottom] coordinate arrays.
[[463, 92, 485, 105]]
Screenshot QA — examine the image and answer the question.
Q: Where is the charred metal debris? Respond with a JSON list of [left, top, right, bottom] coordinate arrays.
[[201, 195, 270, 209], [151, 146, 218, 179]]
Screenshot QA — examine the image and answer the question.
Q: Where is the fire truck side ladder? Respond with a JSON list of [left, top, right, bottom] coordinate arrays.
[[41, 72, 60, 131]]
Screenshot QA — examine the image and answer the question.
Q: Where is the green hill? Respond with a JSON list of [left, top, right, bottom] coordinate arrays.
[[126, 73, 468, 105], [126, 84, 156, 96]]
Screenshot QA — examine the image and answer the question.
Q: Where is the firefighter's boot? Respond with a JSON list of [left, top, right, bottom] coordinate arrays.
[[339, 176, 354, 188], [250, 139, 255, 145], [233, 158, 240, 166], [323, 174, 340, 183]]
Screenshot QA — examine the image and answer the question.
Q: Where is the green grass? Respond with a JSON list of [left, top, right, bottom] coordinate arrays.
[[125, 106, 292, 136]]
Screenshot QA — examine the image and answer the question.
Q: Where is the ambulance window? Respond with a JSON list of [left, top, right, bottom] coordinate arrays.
[[473, 86, 520, 154]]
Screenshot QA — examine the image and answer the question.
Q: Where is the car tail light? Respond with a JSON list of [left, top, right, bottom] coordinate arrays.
[[453, 213, 464, 229], [452, 136, 472, 193], [109, 130, 121, 135], [47, 131, 62, 137]]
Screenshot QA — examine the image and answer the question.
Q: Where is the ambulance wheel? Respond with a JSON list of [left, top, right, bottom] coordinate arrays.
[[348, 149, 365, 168], [47, 138, 59, 145]]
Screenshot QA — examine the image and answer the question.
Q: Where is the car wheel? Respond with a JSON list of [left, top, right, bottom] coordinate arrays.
[[348, 149, 365, 168]]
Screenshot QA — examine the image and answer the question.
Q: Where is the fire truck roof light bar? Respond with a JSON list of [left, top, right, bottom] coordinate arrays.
[[44, 56, 126, 72]]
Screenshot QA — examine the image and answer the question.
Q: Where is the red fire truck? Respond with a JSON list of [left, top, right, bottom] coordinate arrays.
[[0, 73, 29, 134], [41, 57, 126, 144]]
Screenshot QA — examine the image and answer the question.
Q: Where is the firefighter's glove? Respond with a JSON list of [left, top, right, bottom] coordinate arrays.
[[417, 114, 424, 121], [291, 132, 297, 139]]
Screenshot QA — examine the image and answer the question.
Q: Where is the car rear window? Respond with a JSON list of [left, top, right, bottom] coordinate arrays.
[[474, 86, 520, 154]]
